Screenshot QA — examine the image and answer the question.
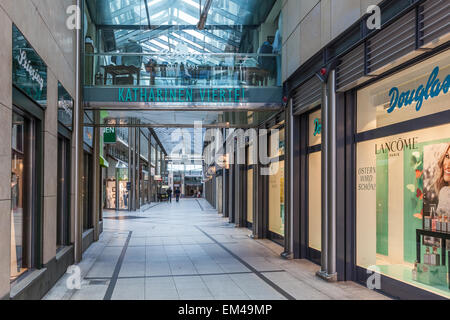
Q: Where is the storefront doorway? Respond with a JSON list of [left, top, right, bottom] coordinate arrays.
[[10, 107, 40, 283], [305, 108, 322, 264]]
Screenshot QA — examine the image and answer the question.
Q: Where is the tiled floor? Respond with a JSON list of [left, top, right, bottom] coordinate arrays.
[[43, 199, 389, 300]]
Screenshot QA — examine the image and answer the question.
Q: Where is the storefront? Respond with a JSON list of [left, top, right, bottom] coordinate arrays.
[[267, 125, 285, 245], [306, 108, 322, 264], [355, 50, 450, 299], [104, 158, 129, 211], [10, 24, 46, 284], [57, 83, 74, 250]]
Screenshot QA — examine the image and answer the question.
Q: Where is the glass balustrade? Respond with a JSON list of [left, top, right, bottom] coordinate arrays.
[[84, 52, 281, 88]]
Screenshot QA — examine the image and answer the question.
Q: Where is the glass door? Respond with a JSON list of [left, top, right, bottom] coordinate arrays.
[[57, 135, 70, 249], [11, 110, 35, 282]]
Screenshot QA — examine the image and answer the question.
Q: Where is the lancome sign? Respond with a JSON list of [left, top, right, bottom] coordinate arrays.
[[12, 24, 47, 107]]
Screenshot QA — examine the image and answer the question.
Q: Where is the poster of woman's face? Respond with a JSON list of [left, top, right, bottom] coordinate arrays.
[[423, 142, 450, 246]]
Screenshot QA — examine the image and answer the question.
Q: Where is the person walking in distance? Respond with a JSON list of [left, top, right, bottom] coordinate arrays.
[[175, 187, 181, 202], [167, 187, 173, 203]]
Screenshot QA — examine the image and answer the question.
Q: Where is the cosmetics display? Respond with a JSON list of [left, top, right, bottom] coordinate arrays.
[[424, 247, 431, 265], [424, 216, 431, 230], [430, 247, 441, 266], [431, 205, 437, 231]]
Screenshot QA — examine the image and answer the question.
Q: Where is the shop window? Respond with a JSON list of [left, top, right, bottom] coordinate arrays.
[[11, 111, 37, 282], [82, 152, 93, 231], [57, 135, 71, 248], [247, 168, 254, 225], [357, 51, 450, 133], [268, 160, 285, 240], [356, 52, 450, 298], [308, 152, 321, 251], [308, 109, 322, 252], [269, 127, 285, 158]]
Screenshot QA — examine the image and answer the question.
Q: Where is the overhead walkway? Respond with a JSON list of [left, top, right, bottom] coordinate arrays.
[[44, 199, 387, 300]]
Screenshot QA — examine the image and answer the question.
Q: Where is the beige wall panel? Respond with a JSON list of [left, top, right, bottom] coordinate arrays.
[[44, 132, 58, 198], [43, 196, 57, 264], [299, 3, 321, 63], [0, 200, 11, 298], [330, 0, 361, 39]]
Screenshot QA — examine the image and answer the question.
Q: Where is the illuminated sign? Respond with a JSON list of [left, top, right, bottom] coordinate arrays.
[[118, 87, 246, 103], [387, 66, 450, 114], [104, 127, 117, 144], [12, 25, 47, 107]]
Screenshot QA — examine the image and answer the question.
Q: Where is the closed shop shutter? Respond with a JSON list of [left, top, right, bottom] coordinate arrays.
[[292, 76, 322, 116]]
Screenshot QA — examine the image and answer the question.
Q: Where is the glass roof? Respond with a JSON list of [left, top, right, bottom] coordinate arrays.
[[87, 0, 277, 54]]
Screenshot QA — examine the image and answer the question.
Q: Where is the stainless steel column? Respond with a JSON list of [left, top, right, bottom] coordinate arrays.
[[282, 101, 293, 258], [93, 110, 101, 240], [74, 0, 83, 262], [327, 70, 337, 278], [149, 136, 153, 203], [319, 80, 329, 275], [317, 69, 337, 281], [128, 127, 132, 211], [136, 128, 140, 210]]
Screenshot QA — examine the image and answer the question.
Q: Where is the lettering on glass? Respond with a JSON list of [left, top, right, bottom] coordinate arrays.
[[387, 66, 450, 114], [16, 49, 44, 91], [313, 118, 322, 136], [118, 88, 246, 103]]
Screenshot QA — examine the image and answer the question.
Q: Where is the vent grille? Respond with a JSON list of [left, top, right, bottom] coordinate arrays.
[[336, 44, 365, 92], [419, 0, 450, 47], [367, 9, 416, 74], [292, 76, 322, 116]]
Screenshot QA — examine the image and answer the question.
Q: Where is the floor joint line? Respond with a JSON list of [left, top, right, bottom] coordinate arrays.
[[103, 231, 133, 300], [195, 226, 296, 300]]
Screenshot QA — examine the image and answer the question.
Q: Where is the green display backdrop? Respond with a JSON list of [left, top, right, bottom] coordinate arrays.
[[403, 138, 450, 263], [376, 152, 389, 256]]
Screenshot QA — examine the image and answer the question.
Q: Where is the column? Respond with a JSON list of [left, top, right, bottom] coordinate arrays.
[[92, 110, 101, 240]]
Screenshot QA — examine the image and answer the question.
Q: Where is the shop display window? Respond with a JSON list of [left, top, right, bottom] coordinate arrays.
[[11, 111, 36, 283], [268, 160, 285, 238], [356, 52, 450, 298], [308, 109, 322, 251], [247, 168, 254, 224], [357, 51, 450, 133]]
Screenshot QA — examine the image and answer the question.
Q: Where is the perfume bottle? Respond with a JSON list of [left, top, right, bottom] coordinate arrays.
[[424, 215, 431, 230], [446, 214, 450, 233], [431, 205, 437, 231], [424, 247, 431, 264], [436, 216, 442, 232], [412, 261, 418, 281], [431, 246, 440, 266]]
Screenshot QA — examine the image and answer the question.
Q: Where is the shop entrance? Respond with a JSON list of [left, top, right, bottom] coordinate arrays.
[[10, 104, 42, 283], [296, 107, 322, 265]]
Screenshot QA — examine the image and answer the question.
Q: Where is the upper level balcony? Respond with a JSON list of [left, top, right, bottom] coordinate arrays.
[[84, 52, 281, 88]]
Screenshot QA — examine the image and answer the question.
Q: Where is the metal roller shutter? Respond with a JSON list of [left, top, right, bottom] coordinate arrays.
[[336, 44, 367, 92], [292, 76, 322, 116], [367, 9, 418, 76], [419, 0, 450, 49]]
